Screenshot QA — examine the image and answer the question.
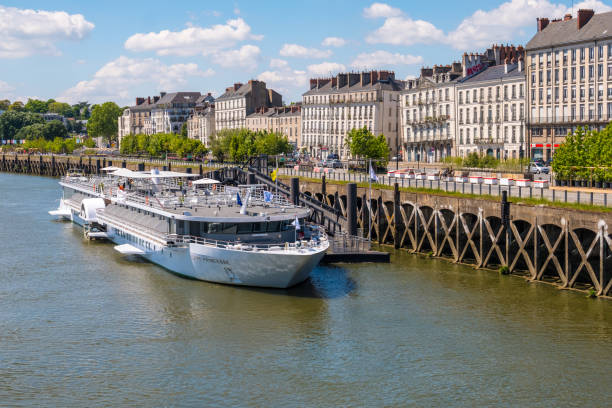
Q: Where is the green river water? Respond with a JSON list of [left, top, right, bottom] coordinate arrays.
[[0, 173, 610, 407]]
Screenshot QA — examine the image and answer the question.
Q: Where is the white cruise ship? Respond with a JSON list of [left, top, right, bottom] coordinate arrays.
[[50, 168, 329, 288]]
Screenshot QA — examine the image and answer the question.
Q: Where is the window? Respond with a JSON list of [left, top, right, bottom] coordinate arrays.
[[589, 46, 594, 60], [598, 64, 604, 79], [599, 45, 604, 60], [589, 64, 594, 79], [580, 66, 585, 80]]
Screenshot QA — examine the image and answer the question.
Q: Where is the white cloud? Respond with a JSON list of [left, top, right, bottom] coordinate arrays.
[[365, 1, 612, 50], [321, 37, 346, 47], [279, 43, 332, 58], [351, 50, 423, 69], [58, 56, 214, 104], [363, 2, 401, 18], [366, 15, 446, 45], [124, 18, 262, 56], [212, 44, 260, 69], [0, 80, 15, 94], [306, 62, 347, 76], [0, 5, 94, 58], [270, 58, 288, 68]]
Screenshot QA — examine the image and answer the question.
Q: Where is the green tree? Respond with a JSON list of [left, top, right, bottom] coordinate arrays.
[[345, 126, 389, 162], [254, 131, 293, 156], [87, 101, 122, 143], [8, 101, 24, 111], [24, 99, 48, 113], [0, 110, 44, 140], [180, 122, 188, 138], [16, 123, 45, 140], [0, 100, 10, 110], [83, 137, 96, 148], [47, 101, 73, 117], [42, 120, 68, 140]]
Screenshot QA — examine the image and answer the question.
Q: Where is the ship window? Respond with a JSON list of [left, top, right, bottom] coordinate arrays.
[[237, 223, 253, 234], [176, 220, 185, 235], [208, 223, 222, 233], [253, 223, 266, 233], [281, 220, 292, 231], [221, 223, 237, 234], [267, 221, 280, 232]]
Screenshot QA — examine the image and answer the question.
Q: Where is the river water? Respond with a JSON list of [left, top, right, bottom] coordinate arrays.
[[1, 173, 611, 407]]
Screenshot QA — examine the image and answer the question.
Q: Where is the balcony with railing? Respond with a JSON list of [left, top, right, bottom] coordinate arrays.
[[528, 114, 611, 124]]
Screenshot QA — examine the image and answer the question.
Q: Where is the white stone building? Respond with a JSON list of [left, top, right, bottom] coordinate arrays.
[[150, 92, 201, 134], [301, 70, 404, 159], [215, 80, 282, 131], [402, 64, 462, 162], [186, 93, 215, 146], [526, 9, 612, 160], [456, 55, 526, 160]]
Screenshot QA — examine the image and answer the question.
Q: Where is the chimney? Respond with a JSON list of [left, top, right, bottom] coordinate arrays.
[[577, 9, 594, 29], [420, 67, 433, 78], [370, 70, 379, 84], [504, 57, 510, 74], [518, 55, 524, 72], [537, 17, 550, 32], [348, 73, 360, 86], [233, 82, 242, 91], [160, 92, 167, 98], [136, 97, 144, 105], [153, 96, 160, 103], [331, 77, 337, 87], [309, 79, 317, 89], [337, 73, 348, 88], [564, 13, 572, 21], [147, 96, 151, 104]]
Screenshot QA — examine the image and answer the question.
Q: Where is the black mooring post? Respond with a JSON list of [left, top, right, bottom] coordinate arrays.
[[199, 164, 203, 177], [501, 190, 510, 266], [248, 172, 256, 185], [96, 159, 101, 175], [290, 177, 300, 206], [186, 167, 192, 174], [138, 162, 145, 172], [394, 182, 401, 249], [347, 183, 357, 236], [321, 174, 326, 199], [122, 160, 127, 168]]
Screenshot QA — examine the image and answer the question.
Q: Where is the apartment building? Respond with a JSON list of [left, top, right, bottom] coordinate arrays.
[[150, 92, 201, 134], [215, 80, 282, 131], [526, 9, 612, 160], [302, 70, 404, 160], [186, 93, 215, 147], [118, 95, 158, 143], [456, 47, 526, 160], [246, 105, 302, 147], [402, 63, 462, 162]]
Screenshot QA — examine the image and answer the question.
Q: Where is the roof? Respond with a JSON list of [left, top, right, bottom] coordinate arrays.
[[155, 92, 201, 106], [303, 78, 405, 96], [458, 64, 524, 85], [216, 82, 253, 101], [526, 12, 612, 50]]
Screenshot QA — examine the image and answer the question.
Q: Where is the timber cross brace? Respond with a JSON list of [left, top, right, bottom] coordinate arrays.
[[298, 180, 612, 297]]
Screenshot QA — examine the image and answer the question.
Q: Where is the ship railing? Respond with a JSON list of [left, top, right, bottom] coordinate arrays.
[[166, 232, 328, 253], [328, 232, 371, 254]]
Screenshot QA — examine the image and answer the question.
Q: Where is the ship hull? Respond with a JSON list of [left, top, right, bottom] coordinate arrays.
[[108, 231, 327, 288]]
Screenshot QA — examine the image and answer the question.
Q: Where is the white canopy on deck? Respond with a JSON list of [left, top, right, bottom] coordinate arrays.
[[192, 178, 220, 185]]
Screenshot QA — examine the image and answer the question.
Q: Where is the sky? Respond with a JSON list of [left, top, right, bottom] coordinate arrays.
[[0, 0, 611, 106]]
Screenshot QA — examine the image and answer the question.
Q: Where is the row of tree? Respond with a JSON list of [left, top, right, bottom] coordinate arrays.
[[552, 125, 612, 182], [209, 129, 294, 162], [119, 133, 208, 158], [0, 99, 91, 119]]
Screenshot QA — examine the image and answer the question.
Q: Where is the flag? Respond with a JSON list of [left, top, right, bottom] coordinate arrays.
[[263, 191, 273, 203], [292, 216, 301, 230], [236, 192, 242, 206], [369, 162, 378, 182], [271, 168, 278, 181]]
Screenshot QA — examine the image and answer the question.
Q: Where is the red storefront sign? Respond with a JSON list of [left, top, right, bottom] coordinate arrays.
[[530, 143, 560, 148]]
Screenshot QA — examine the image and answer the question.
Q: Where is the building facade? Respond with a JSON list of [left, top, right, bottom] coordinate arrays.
[[118, 96, 158, 143], [456, 49, 526, 160], [246, 105, 302, 147], [301, 70, 404, 159], [402, 64, 462, 162], [526, 9, 612, 160], [150, 92, 201, 134], [186, 93, 215, 146], [215, 80, 282, 131]]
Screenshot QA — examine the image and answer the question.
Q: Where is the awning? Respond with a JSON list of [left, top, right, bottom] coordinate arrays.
[[192, 178, 220, 185], [114, 244, 146, 255]]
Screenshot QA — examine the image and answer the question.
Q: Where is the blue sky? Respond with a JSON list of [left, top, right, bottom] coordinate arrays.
[[0, 0, 610, 106]]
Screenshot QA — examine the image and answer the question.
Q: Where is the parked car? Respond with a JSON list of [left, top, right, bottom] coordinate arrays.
[[529, 163, 550, 174], [330, 159, 343, 169]]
